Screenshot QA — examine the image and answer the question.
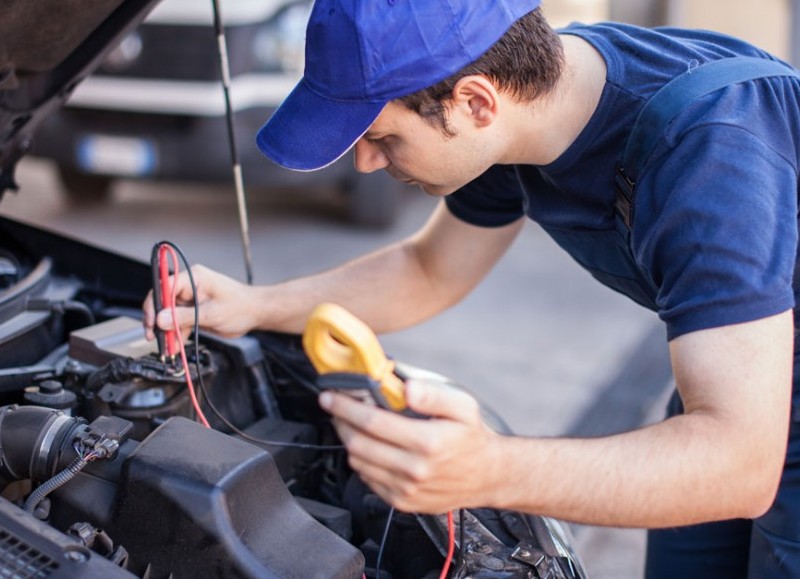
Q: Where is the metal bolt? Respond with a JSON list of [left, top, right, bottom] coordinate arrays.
[[64, 550, 88, 563]]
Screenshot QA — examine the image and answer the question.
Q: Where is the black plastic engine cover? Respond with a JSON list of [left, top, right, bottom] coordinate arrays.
[[112, 417, 364, 578]]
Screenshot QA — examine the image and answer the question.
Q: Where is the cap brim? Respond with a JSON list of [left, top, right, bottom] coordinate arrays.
[[256, 79, 387, 172]]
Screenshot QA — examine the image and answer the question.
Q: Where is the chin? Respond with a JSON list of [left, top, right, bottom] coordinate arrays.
[[421, 183, 458, 197]]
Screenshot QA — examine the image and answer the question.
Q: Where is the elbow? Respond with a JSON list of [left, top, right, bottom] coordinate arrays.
[[740, 470, 781, 519], [401, 240, 469, 312], [704, 425, 786, 521], [731, 452, 784, 520], [740, 491, 778, 521]]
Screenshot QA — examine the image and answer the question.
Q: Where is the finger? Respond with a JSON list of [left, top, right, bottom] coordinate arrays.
[[405, 379, 481, 424], [353, 476, 404, 511], [327, 412, 426, 508], [349, 461, 410, 507], [171, 270, 198, 306], [334, 419, 416, 473], [320, 392, 424, 446], [156, 305, 198, 334], [354, 462, 450, 515], [155, 308, 174, 331], [142, 289, 156, 340]]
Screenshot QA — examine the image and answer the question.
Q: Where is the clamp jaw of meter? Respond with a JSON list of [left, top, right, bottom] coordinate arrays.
[[303, 303, 420, 417]]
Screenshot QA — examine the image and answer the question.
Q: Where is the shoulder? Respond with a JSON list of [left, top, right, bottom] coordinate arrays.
[[632, 123, 798, 339], [560, 22, 781, 97]]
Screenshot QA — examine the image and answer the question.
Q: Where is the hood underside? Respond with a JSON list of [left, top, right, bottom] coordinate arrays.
[[0, 0, 161, 195]]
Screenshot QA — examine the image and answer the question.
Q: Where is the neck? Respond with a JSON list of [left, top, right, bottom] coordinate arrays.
[[501, 34, 607, 166]]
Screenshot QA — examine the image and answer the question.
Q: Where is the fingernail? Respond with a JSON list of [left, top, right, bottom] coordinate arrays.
[[319, 391, 333, 410], [157, 310, 173, 330]]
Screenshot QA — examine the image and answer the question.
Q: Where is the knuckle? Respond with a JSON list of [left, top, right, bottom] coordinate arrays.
[[463, 394, 480, 414], [394, 481, 419, 507], [416, 435, 441, 457], [392, 495, 411, 512], [346, 453, 360, 471], [345, 435, 365, 456], [358, 407, 380, 432], [405, 461, 430, 484]]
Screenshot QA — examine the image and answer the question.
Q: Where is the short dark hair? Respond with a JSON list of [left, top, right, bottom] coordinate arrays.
[[398, 8, 564, 135]]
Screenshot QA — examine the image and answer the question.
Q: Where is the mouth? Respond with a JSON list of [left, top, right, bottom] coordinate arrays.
[[386, 169, 425, 190], [386, 168, 413, 184]]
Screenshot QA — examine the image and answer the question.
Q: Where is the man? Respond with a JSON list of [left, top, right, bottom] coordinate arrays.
[[143, 1, 800, 577]]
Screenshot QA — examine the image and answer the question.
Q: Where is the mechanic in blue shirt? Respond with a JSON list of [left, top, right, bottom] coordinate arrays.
[[144, 1, 800, 576]]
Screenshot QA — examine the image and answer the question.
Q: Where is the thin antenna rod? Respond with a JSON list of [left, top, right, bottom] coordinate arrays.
[[210, 0, 254, 285]]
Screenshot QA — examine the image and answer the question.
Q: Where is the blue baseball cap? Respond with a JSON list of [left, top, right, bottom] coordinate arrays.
[[256, 0, 541, 171]]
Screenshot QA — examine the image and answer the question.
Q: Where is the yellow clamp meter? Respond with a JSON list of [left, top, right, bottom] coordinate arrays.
[[302, 302, 409, 412]]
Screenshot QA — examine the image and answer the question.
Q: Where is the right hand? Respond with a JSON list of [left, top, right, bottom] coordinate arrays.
[[143, 264, 258, 341]]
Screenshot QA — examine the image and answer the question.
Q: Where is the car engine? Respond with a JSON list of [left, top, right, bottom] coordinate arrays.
[[0, 217, 585, 579]]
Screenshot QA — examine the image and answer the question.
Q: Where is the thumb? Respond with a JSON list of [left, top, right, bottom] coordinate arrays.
[[404, 379, 481, 424], [155, 308, 174, 331], [156, 306, 197, 332]]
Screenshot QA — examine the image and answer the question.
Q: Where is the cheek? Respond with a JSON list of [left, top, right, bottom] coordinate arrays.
[[408, 142, 450, 170], [387, 146, 424, 172]]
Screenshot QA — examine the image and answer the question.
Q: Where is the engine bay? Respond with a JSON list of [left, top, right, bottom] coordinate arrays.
[[0, 216, 584, 579]]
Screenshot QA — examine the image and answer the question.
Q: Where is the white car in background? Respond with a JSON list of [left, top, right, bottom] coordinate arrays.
[[31, 0, 404, 228]]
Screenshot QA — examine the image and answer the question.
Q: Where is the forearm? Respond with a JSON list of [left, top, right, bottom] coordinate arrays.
[[473, 314, 793, 528], [482, 411, 783, 528], [251, 204, 525, 334], [252, 238, 452, 334], [324, 315, 791, 524], [148, 205, 522, 340]]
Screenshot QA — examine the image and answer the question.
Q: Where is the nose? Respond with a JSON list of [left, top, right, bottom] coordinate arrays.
[[353, 139, 389, 174]]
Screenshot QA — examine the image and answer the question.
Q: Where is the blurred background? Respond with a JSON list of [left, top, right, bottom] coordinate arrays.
[[5, 1, 798, 577]]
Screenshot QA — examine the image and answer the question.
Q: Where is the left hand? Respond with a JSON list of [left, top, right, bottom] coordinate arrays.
[[318, 379, 504, 514]]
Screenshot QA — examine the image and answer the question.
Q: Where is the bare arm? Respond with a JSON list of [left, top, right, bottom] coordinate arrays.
[[324, 310, 793, 526], [144, 202, 524, 337], [253, 203, 524, 333]]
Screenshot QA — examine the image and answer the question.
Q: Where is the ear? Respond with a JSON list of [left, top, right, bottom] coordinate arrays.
[[450, 75, 499, 128]]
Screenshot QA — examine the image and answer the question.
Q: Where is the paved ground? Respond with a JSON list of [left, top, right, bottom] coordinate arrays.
[[5, 157, 675, 578]]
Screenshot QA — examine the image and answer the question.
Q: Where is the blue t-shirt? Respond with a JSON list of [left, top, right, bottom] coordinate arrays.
[[446, 22, 800, 340]]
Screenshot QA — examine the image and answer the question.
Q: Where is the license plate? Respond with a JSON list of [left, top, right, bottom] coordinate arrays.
[[76, 135, 156, 176]]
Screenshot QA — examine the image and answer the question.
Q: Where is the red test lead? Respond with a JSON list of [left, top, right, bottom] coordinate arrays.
[[158, 244, 178, 362]]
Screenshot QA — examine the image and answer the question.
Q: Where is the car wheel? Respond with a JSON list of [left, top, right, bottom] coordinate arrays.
[[342, 171, 402, 229], [57, 165, 114, 203]]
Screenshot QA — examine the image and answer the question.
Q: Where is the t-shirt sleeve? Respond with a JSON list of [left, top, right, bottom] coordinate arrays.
[[445, 165, 527, 227], [633, 124, 798, 340]]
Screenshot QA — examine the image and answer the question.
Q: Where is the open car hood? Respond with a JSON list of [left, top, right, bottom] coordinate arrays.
[[0, 0, 161, 196]]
